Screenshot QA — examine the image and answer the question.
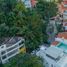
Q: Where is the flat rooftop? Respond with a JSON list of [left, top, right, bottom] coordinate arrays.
[[57, 54, 67, 67], [45, 46, 63, 60]]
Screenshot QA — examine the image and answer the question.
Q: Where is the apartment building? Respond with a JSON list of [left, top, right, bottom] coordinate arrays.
[[0, 37, 26, 64], [37, 44, 67, 67], [36, 32, 67, 67]]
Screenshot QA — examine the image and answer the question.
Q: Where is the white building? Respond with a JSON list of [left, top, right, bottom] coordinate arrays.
[[0, 37, 25, 64], [36, 32, 67, 67], [37, 45, 67, 67]]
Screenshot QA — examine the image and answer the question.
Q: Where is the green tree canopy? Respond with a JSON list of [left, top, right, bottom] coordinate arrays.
[[36, 0, 58, 21], [0, 0, 48, 52], [4, 53, 43, 67]]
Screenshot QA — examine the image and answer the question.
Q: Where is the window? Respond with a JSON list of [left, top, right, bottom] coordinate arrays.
[[1, 51, 6, 55], [19, 41, 24, 46], [2, 55, 7, 59]]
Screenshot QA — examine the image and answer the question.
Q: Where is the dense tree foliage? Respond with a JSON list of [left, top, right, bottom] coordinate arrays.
[[4, 53, 43, 67], [36, 0, 58, 21], [0, 0, 58, 67], [0, 0, 49, 52], [0, 63, 4, 67], [0, 0, 57, 52], [56, 23, 64, 33]]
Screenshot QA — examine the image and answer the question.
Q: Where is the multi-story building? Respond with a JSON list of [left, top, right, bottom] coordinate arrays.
[[0, 37, 26, 64], [37, 32, 67, 67], [37, 44, 67, 67], [58, 0, 67, 31]]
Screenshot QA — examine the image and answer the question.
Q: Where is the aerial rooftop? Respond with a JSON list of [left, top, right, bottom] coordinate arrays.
[[45, 46, 63, 60], [57, 32, 67, 39]]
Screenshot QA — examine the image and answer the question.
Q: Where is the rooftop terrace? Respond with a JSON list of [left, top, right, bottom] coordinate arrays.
[[45, 46, 63, 60]]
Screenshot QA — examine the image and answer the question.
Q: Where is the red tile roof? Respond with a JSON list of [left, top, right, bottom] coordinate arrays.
[[51, 41, 59, 46], [57, 32, 67, 39]]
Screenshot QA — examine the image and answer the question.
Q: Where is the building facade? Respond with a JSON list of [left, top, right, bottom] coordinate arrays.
[[0, 37, 26, 64], [21, 0, 36, 8], [58, 0, 67, 31], [36, 32, 67, 67]]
